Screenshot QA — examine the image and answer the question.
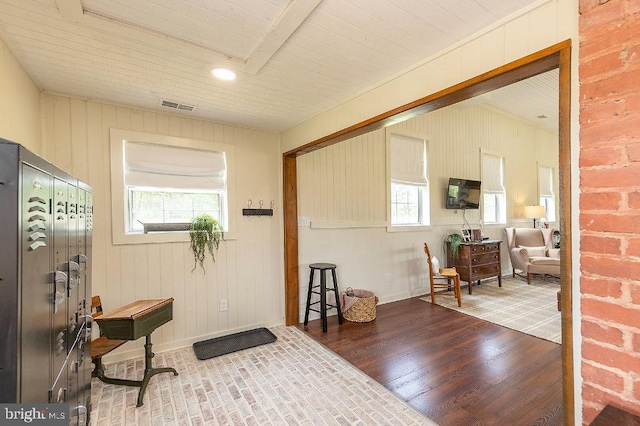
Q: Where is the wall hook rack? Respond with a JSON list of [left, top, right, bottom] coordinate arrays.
[[243, 199, 274, 216]]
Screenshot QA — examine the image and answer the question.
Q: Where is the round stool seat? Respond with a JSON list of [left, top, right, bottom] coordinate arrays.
[[309, 263, 336, 270]]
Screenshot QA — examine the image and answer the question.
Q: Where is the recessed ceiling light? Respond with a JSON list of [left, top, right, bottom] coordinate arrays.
[[211, 67, 236, 81]]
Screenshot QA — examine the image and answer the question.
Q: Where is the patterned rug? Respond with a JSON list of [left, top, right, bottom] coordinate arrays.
[[421, 275, 561, 344]]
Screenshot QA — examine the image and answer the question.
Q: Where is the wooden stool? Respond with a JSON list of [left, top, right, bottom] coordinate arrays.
[[303, 263, 344, 332]]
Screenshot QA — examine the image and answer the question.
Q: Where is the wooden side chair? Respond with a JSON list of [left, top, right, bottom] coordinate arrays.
[[91, 296, 127, 381], [424, 243, 462, 307]]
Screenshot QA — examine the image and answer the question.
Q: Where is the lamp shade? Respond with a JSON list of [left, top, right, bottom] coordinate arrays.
[[523, 205, 546, 219]]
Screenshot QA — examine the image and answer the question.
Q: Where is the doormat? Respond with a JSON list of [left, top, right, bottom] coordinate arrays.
[[192, 327, 277, 360]]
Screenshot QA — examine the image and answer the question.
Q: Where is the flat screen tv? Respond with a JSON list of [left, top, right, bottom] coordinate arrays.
[[446, 178, 481, 209]]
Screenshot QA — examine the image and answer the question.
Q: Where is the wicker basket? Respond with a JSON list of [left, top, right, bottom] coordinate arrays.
[[342, 288, 378, 322]]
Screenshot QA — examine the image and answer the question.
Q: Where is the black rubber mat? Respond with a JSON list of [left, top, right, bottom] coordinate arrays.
[[192, 327, 277, 360]]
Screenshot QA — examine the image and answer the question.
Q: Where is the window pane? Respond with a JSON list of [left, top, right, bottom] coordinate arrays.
[[395, 187, 408, 203], [483, 194, 497, 223], [397, 204, 409, 222], [129, 188, 222, 232], [540, 196, 556, 222], [407, 188, 419, 204], [132, 191, 163, 211], [164, 192, 192, 210], [194, 193, 218, 211], [496, 193, 507, 223], [391, 182, 421, 225], [407, 204, 419, 222]]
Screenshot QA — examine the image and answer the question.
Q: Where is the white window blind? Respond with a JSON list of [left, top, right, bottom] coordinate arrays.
[[390, 134, 427, 184], [125, 141, 226, 190], [538, 165, 554, 197], [482, 154, 504, 193]]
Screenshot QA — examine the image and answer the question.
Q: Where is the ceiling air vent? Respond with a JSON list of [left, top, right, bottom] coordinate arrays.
[[160, 100, 196, 112]]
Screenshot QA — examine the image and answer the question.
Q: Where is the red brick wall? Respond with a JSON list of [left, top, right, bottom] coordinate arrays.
[[579, 0, 640, 423]]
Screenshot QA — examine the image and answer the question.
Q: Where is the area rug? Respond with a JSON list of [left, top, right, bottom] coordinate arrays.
[[421, 276, 561, 344]]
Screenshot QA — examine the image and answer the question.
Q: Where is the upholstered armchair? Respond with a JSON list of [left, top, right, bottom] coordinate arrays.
[[504, 227, 560, 284]]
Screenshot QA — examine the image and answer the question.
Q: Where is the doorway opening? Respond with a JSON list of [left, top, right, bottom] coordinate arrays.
[[283, 40, 572, 425]]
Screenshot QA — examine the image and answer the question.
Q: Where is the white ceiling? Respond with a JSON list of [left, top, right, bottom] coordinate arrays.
[[0, 0, 555, 133], [458, 69, 559, 132]]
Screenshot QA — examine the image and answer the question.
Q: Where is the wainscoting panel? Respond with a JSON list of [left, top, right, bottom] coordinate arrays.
[[41, 94, 284, 362]]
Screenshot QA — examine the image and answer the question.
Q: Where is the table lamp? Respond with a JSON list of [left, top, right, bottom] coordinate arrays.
[[524, 205, 546, 228]]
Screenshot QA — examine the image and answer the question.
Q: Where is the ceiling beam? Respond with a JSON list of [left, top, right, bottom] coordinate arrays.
[[55, 0, 84, 23], [56, 0, 316, 76], [243, 0, 322, 75], [81, 12, 245, 71]]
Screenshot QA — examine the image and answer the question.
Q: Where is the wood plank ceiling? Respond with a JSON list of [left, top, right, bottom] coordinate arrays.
[[0, 0, 545, 132]]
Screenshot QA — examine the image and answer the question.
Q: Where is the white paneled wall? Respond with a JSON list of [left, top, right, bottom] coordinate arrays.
[[41, 94, 284, 362], [297, 103, 558, 320], [298, 130, 387, 225]]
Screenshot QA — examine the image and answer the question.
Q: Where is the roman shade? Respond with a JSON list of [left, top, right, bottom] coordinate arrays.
[[124, 141, 226, 190], [482, 153, 504, 194], [390, 134, 427, 184], [538, 165, 553, 198]]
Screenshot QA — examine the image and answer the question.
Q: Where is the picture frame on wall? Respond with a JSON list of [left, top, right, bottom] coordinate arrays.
[[461, 229, 472, 242]]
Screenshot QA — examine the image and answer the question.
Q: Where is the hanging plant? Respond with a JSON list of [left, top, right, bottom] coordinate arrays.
[[189, 213, 223, 272], [444, 233, 464, 259]]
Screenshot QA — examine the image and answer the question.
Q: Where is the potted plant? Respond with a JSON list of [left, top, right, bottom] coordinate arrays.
[[189, 213, 223, 272], [444, 233, 464, 259]]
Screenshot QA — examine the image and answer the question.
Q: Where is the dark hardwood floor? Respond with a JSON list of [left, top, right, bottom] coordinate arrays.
[[301, 296, 562, 425]]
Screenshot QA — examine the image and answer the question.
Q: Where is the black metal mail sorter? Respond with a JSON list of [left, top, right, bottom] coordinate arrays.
[[0, 139, 93, 426]]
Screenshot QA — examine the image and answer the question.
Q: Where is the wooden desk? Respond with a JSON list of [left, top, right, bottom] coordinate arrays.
[[446, 240, 502, 294], [94, 298, 178, 407]]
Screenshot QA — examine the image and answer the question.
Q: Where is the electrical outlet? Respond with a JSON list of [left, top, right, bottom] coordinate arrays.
[[219, 299, 228, 312], [297, 216, 311, 227], [386, 273, 392, 282]]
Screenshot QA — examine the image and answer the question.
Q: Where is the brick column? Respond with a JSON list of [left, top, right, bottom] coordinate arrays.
[[579, 0, 640, 423]]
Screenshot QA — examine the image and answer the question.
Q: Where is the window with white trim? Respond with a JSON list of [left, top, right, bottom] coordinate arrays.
[[482, 153, 506, 224], [538, 165, 556, 222], [110, 129, 235, 244], [124, 141, 226, 233], [389, 134, 430, 226]]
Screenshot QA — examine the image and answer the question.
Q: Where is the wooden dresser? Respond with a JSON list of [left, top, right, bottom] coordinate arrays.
[[446, 240, 502, 294]]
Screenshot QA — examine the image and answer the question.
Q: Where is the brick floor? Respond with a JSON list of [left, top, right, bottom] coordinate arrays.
[[90, 325, 434, 425]]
